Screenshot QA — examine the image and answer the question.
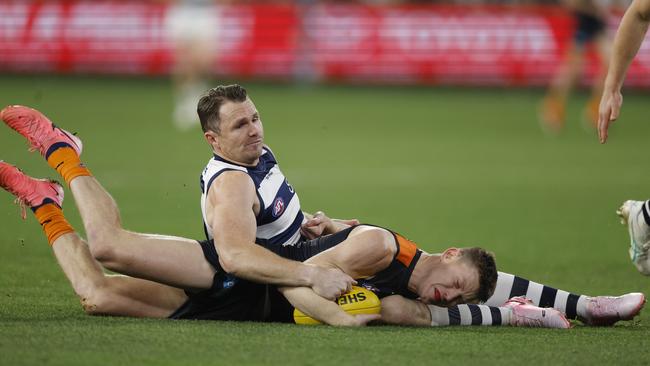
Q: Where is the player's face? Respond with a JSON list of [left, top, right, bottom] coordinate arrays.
[[211, 98, 264, 166], [419, 253, 480, 307]]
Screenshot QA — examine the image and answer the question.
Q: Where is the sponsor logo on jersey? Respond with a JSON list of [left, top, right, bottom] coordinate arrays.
[[272, 197, 285, 218]]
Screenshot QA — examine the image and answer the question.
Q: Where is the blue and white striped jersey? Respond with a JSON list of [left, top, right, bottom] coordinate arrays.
[[200, 146, 305, 248]]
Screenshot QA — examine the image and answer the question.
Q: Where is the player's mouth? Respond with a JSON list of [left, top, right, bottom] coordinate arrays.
[[246, 139, 263, 147], [434, 288, 441, 303]]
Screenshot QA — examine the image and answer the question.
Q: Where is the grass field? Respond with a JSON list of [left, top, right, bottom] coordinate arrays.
[[1, 74, 649, 365]]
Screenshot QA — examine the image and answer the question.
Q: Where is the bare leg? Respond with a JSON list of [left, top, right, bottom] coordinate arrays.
[[380, 295, 570, 328], [168, 2, 218, 130], [0, 108, 214, 291], [548, 43, 585, 102], [540, 43, 585, 133], [69, 176, 215, 290], [52, 232, 186, 318]]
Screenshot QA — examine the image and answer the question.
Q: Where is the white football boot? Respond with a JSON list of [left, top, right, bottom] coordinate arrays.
[[617, 200, 650, 275], [581, 293, 646, 326]]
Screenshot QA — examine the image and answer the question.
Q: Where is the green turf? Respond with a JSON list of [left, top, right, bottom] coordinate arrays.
[[1, 75, 649, 365]]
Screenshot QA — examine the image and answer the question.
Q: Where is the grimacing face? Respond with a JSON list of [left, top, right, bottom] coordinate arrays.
[[209, 98, 264, 166], [418, 252, 480, 307]]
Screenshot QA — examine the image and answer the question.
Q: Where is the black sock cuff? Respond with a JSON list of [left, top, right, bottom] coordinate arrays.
[[30, 198, 61, 213], [45, 142, 73, 160]]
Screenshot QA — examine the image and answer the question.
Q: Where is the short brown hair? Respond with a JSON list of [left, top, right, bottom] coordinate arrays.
[[197, 84, 248, 133], [459, 247, 497, 303]]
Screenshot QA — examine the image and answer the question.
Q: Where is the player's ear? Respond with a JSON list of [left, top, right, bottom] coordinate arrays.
[[441, 247, 461, 262], [204, 130, 220, 149]]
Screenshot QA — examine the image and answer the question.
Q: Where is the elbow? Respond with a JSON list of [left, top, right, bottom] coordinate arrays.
[[218, 250, 246, 276]]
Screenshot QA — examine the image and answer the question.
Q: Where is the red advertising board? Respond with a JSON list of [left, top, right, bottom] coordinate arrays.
[[0, 1, 648, 87]]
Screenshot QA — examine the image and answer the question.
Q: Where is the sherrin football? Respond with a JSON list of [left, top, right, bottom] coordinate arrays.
[[293, 286, 381, 325]]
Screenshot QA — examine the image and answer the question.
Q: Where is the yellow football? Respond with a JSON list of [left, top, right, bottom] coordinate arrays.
[[293, 286, 381, 325]]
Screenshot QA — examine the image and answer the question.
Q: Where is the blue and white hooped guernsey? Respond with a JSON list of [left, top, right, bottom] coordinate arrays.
[[200, 146, 305, 248]]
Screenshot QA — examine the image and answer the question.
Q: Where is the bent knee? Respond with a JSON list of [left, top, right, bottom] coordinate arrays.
[[79, 286, 114, 316], [86, 230, 128, 265], [379, 296, 407, 323]]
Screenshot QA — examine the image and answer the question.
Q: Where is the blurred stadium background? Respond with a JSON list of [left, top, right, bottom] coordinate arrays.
[[1, 1, 650, 365]]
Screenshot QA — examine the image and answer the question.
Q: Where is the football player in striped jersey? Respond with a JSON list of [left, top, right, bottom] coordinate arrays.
[[1, 98, 644, 327]]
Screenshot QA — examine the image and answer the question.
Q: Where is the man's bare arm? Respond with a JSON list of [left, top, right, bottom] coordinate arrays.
[[278, 226, 395, 325], [208, 171, 354, 300], [279, 286, 379, 326], [599, 0, 650, 143]]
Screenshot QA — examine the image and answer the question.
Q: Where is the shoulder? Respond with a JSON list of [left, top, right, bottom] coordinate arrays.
[[209, 170, 254, 193], [201, 156, 248, 193], [206, 170, 256, 206], [331, 226, 396, 275], [356, 226, 398, 258], [203, 156, 247, 176]]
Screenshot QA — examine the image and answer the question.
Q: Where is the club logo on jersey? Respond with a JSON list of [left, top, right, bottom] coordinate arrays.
[[222, 275, 236, 289], [272, 197, 285, 218]]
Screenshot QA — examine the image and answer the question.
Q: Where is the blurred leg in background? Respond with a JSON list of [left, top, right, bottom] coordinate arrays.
[[166, 0, 220, 130], [540, 0, 609, 134]]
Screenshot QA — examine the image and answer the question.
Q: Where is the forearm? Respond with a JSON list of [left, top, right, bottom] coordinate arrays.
[[220, 243, 316, 287], [280, 286, 353, 326], [605, 3, 650, 92]]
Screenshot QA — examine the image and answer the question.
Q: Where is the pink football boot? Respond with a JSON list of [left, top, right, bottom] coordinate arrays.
[[503, 296, 571, 329], [1, 105, 82, 158], [0, 161, 64, 218]]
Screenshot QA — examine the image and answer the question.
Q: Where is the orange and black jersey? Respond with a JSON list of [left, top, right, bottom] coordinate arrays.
[[356, 231, 422, 300], [264, 225, 423, 299]]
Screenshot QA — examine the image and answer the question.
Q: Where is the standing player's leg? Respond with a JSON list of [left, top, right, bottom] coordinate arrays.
[[0, 162, 186, 318], [1, 106, 215, 290], [617, 200, 650, 275], [539, 42, 584, 133], [484, 271, 645, 326]]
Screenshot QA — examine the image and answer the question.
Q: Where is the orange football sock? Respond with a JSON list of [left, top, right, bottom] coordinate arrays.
[[33, 203, 75, 246], [46, 147, 92, 185]]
